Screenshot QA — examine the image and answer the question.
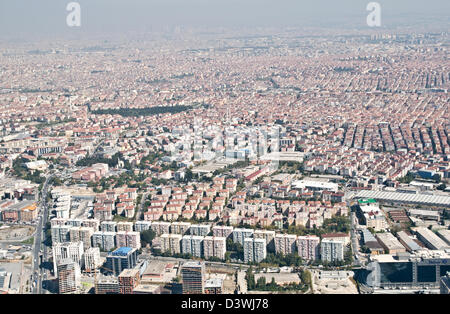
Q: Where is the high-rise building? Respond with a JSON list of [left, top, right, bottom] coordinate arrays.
[[82, 218, 100, 232], [203, 236, 226, 260], [254, 230, 275, 251], [274, 234, 297, 255], [232, 228, 254, 246], [181, 235, 204, 257], [66, 219, 83, 227], [151, 221, 171, 236], [84, 247, 101, 272], [51, 225, 71, 244], [190, 224, 211, 237], [244, 238, 267, 263], [57, 259, 80, 294], [52, 242, 84, 276], [181, 261, 205, 294], [320, 239, 344, 262], [116, 231, 141, 249], [105, 247, 138, 276], [92, 231, 116, 251], [160, 233, 182, 254], [100, 221, 117, 232], [171, 222, 191, 235], [134, 221, 152, 232], [69, 226, 94, 249], [117, 222, 134, 232], [212, 226, 234, 238], [297, 235, 320, 261], [118, 268, 140, 294]]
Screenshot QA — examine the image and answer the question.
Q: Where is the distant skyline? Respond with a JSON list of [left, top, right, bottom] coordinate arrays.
[[0, 0, 449, 41]]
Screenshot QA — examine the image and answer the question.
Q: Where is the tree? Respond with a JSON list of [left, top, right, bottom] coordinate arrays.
[[140, 229, 156, 247], [256, 276, 265, 286], [184, 168, 193, 182], [246, 267, 256, 290]]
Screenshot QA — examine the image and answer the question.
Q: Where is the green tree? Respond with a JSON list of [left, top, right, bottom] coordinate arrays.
[[140, 229, 156, 247]]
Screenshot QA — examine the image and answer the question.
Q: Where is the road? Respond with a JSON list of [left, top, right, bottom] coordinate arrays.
[[136, 192, 150, 221], [237, 271, 247, 294], [31, 174, 53, 294]]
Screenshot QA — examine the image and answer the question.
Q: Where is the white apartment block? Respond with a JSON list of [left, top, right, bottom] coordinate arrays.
[[151, 221, 171, 236], [52, 241, 84, 276], [190, 224, 211, 237], [274, 234, 297, 255], [83, 247, 101, 272], [92, 231, 116, 251], [203, 236, 226, 260], [232, 228, 254, 246], [212, 226, 234, 238], [320, 239, 344, 262], [117, 222, 134, 232], [244, 238, 267, 263], [116, 231, 141, 249], [160, 233, 182, 254], [134, 221, 152, 232], [254, 230, 276, 248], [69, 226, 94, 249], [297, 235, 320, 261], [51, 225, 72, 244], [171, 222, 192, 235], [181, 235, 204, 257]]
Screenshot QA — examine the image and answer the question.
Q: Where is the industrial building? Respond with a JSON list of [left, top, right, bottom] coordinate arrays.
[[354, 190, 450, 207], [118, 268, 140, 294], [396, 231, 422, 252], [376, 233, 406, 254], [413, 227, 449, 251], [204, 278, 224, 294], [363, 250, 450, 290]]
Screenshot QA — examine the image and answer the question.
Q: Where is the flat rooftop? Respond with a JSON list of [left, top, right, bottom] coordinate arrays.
[[354, 190, 450, 207], [111, 247, 134, 256]]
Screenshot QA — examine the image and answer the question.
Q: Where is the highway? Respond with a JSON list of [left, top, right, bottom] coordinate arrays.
[[31, 174, 53, 294]]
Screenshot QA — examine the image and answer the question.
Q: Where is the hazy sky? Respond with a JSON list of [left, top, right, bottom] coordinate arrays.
[[0, 0, 449, 40]]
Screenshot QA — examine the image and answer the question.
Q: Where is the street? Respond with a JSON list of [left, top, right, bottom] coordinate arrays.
[[32, 174, 53, 294]]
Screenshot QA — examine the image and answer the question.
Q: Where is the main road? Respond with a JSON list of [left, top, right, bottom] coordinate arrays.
[[32, 174, 53, 294]]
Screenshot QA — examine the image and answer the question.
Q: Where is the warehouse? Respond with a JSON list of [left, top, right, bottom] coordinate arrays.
[[354, 190, 450, 207]]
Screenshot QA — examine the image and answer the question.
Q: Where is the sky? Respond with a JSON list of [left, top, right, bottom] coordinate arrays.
[[0, 0, 448, 40]]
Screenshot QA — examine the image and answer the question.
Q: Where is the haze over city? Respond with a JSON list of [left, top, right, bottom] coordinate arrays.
[[0, 0, 449, 300]]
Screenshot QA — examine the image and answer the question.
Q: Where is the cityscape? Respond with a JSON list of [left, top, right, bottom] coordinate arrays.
[[0, 0, 449, 299]]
